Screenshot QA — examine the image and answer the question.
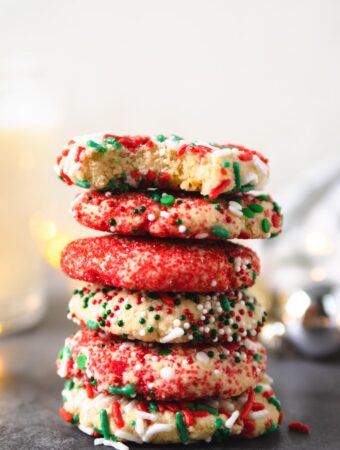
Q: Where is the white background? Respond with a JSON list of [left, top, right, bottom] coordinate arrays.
[[1, 0, 340, 192]]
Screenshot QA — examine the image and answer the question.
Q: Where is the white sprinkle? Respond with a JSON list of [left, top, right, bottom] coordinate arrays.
[[218, 329, 225, 335], [250, 409, 269, 420], [160, 211, 170, 219], [94, 438, 128, 450], [160, 327, 184, 343], [173, 319, 181, 327], [214, 369, 220, 375], [183, 322, 190, 329], [136, 411, 156, 421], [253, 155, 269, 174], [159, 148, 166, 156], [110, 226, 116, 232], [135, 417, 145, 436], [188, 335, 193, 340], [160, 367, 175, 381], [135, 363, 142, 371], [124, 399, 137, 413], [234, 257, 242, 272], [197, 304, 203, 311], [211, 280, 217, 287], [228, 205, 243, 217], [105, 191, 112, 197], [225, 410, 239, 429], [178, 225, 187, 233], [78, 424, 94, 435], [147, 214, 155, 221], [115, 430, 143, 444], [139, 329, 146, 337], [195, 233, 209, 239], [204, 327, 210, 333], [243, 172, 258, 185], [143, 423, 174, 442], [196, 351, 210, 365]]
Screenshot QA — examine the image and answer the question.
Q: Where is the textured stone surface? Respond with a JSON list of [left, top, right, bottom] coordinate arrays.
[[0, 287, 339, 450]]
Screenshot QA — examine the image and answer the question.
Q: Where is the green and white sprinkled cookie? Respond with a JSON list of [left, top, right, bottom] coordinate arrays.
[[68, 284, 267, 344]]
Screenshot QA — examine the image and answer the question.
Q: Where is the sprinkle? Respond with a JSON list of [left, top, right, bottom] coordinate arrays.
[[87, 140, 107, 153], [288, 422, 310, 434], [221, 296, 231, 313], [115, 430, 143, 443], [160, 367, 176, 381], [233, 161, 241, 189], [250, 409, 269, 420], [112, 401, 124, 429], [178, 225, 187, 233], [75, 179, 90, 188], [86, 320, 99, 331], [76, 354, 87, 370], [160, 327, 184, 343], [242, 208, 254, 218], [211, 224, 231, 239], [104, 137, 123, 150], [225, 410, 239, 429], [211, 279, 217, 287], [78, 424, 94, 435], [160, 194, 175, 207], [99, 409, 110, 440], [196, 351, 210, 365], [143, 423, 174, 442], [94, 438, 128, 450], [107, 384, 136, 397], [136, 411, 156, 421], [147, 213, 155, 221], [195, 404, 218, 415], [240, 389, 255, 420], [262, 218, 270, 233], [176, 412, 189, 443], [268, 397, 282, 411], [253, 155, 268, 174], [249, 203, 264, 213], [59, 407, 73, 422]]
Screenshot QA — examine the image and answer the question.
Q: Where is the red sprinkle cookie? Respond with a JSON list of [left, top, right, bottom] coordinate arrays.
[[57, 328, 266, 401], [55, 133, 269, 198], [71, 190, 282, 240], [61, 236, 260, 292], [68, 284, 267, 344], [60, 375, 281, 444]]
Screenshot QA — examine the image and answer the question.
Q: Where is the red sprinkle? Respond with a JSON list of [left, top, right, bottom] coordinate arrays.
[[288, 421, 310, 434], [112, 401, 124, 428], [182, 409, 195, 426], [209, 179, 232, 200], [240, 388, 255, 420], [59, 407, 73, 423]]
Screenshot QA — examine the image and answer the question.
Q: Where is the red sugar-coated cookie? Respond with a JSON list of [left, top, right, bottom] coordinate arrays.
[[61, 235, 260, 292], [57, 328, 266, 401], [70, 190, 283, 240]]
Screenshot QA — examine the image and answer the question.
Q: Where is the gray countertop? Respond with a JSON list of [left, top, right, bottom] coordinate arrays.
[[0, 288, 339, 450]]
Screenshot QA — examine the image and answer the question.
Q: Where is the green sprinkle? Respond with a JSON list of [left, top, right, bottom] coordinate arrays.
[[154, 314, 160, 320], [196, 404, 219, 415], [242, 208, 254, 218], [240, 184, 255, 192], [160, 194, 175, 207], [252, 270, 257, 281], [214, 204, 222, 211], [109, 218, 117, 226], [222, 161, 230, 168], [72, 414, 79, 424], [107, 384, 136, 396], [175, 218, 182, 225], [234, 356, 241, 363], [256, 194, 269, 201], [76, 355, 87, 370], [149, 401, 159, 412], [207, 351, 215, 358], [125, 304, 132, 310], [211, 224, 230, 239], [140, 205, 146, 212], [64, 380, 74, 391], [265, 422, 279, 434], [130, 420, 136, 427], [214, 417, 224, 429], [253, 353, 262, 362], [156, 134, 166, 142], [153, 193, 161, 202], [86, 320, 99, 331], [219, 353, 227, 360], [139, 318, 146, 324], [246, 301, 255, 312], [221, 296, 231, 313], [254, 385, 263, 393], [99, 409, 110, 440], [249, 203, 264, 213], [233, 161, 241, 189], [103, 137, 122, 149], [268, 397, 282, 411], [133, 208, 139, 214], [175, 411, 188, 443], [117, 320, 124, 327], [87, 140, 107, 152], [159, 347, 171, 355], [75, 179, 90, 189], [172, 135, 183, 141], [262, 218, 270, 233], [147, 326, 154, 333]]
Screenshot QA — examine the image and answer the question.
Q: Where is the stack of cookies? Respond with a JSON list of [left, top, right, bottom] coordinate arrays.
[[55, 134, 283, 448]]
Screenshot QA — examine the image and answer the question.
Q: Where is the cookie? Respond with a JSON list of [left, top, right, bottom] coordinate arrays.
[[68, 284, 267, 344], [57, 328, 266, 401], [60, 375, 281, 445], [61, 236, 260, 293], [55, 133, 269, 198], [71, 190, 282, 240]]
